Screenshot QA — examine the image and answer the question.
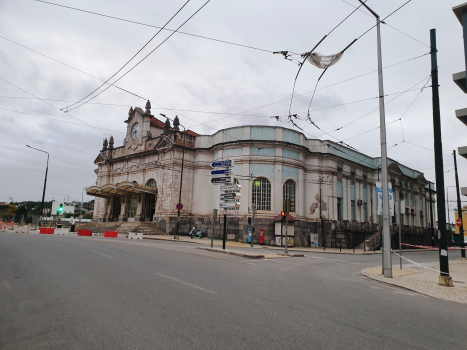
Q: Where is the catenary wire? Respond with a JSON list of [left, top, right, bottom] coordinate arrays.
[[65, 0, 212, 113], [32, 0, 275, 54], [0, 133, 95, 154], [63, 0, 193, 110], [0, 75, 111, 138], [0, 107, 126, 134]]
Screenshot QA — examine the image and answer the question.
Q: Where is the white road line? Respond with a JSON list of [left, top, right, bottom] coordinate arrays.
[[300, 256, 363, 265], [90, 250, 114, 259], [155, 273, 216, 294]]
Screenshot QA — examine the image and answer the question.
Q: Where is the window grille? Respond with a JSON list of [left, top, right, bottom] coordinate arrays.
[[283, 180, 296, 212], [146, 179, 157, 188], [252, 178, 271, 211], [128, 194, 138, 218], [351, 200, 356, 220]]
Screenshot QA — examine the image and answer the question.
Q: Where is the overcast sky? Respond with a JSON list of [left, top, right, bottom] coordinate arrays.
[[1, 0, 466, 221]]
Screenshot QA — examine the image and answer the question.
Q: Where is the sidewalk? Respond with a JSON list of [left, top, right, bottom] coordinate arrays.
[[143, 234, 399, 254], [362, 259, 467, 304]]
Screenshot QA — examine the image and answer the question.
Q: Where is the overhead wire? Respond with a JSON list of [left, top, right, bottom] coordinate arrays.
[[32, 0, 275, 54], [63, 0, 193, 111], [0, 133, 95, 154], [64, 0, 212, 113], [0, 107, 126, 134], [0, 75, 111, 138]]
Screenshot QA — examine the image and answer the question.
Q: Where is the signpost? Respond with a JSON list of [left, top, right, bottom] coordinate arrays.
[[211, 160, 234, 168], [211, 169, 232, 176], [176, 203, 183, 211], [220, 184, 241, 191], [211, 177, 232, 184], [220, 193, 241, 201], [457, 218, 462, 228], [210, 159, 238, 250]]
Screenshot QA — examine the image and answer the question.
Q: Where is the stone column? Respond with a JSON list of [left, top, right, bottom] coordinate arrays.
[[135, 194, 144, 222], [119, 196, 127, 222]]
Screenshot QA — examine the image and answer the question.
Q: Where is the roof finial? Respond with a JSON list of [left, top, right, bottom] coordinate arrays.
[[173, 115, 180, 131], [102, 138, 108, 151], [128, 106, 134, 116], [145, 100, 151, 114], [164, 118, 171, 134], [109, 135, 114, 149]]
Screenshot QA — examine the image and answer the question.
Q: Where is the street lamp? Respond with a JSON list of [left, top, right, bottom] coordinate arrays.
[[358, 0, 392, 278], [79, 187, 85, 227], [26, 145, 49, 227], [160, 113, 186, 237]]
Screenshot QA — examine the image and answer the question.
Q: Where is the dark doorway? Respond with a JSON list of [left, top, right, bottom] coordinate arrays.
[[112, 197, 121, 221]]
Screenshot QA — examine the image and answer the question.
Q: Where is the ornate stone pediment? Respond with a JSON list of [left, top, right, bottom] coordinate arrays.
[[94, 152, 106, 164], [388, 162, 403, 175], [416, 174, 428, 186], [153, 135, 174, 152]]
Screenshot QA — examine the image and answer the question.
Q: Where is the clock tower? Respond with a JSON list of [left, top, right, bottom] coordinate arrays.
[[124, 100, 152, 151]]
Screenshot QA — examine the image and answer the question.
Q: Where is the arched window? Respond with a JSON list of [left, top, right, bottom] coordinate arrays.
[[128, 194, 138, 218], [252, 178, 271, 211], [283, 180, 296, 212], [146, 179, 157, 188]]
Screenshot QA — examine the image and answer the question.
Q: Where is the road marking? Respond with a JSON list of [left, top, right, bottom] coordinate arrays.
[[85, 238, 244, 262], [90, 250, 114, 259], [300, 256, 363, 265], [155, 273, 216, 294]]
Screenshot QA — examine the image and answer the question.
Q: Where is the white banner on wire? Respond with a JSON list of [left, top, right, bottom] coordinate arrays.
[[376, 182, 394, 216]]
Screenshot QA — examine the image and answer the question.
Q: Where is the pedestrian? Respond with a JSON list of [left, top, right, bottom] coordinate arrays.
[[70, 216, 76, 232]]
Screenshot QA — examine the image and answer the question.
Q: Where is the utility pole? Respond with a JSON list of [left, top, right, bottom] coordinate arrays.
[[453, 150, 466, 259], [430, 29, 452, 286], [222, 209, 227, 250], [26, 145, 48, 227], [79, 187, 85, 227], [211, 209, 217, 248], [358, 0, 391, 277], [429, 182, 435, 246]]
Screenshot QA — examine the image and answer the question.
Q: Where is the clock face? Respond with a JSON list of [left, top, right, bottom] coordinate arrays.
[[131, 123, 141, 139]]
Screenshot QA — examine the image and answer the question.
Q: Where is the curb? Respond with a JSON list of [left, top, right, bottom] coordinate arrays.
[[360, 268, 449, 302], [276, 253, 305, 257], [197, 247, 264, 259]]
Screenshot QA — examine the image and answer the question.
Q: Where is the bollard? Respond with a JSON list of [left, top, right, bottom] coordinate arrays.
[[340, 241, 342, 252]]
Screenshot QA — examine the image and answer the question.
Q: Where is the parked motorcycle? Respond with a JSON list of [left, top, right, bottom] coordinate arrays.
[[189, 226, 203, 239]]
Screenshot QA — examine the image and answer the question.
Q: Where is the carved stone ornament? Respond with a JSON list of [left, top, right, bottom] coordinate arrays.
[[145, 100, 151, 114], [128, 107, 134, 116], [102, 138, 108, 151], [173, 115, 180, 131]]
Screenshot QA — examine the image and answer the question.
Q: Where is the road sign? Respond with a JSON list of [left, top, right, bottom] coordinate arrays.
[[220, 201, 240, 208], [211, 160, 234, 168], [220, 192, 241, 200], [211, 177, 232, 184], [457, 218, 462, 227], [220, 184, 241, 191], [176, 203, 183, 210], [211, 169, 232, 176]]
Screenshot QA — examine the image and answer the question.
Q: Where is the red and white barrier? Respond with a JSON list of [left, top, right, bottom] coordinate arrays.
[[400, 243, 467, 250], [39, 228, 55, 234], [104, 231, 118, 238], [78, 229, 92, 237]]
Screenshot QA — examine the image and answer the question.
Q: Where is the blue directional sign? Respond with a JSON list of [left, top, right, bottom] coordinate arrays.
[[211, 160, 234, 168], [211, 177, 232, 184], [211, 169, 232, 176]]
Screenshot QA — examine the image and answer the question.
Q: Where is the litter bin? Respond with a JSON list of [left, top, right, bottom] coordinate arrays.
[[259, 229, 265, 245]]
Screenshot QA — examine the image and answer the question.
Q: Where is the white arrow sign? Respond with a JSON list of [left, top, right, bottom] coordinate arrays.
[[220, 201, 240, 208], [220, 184, 242, 191], [220, 192, 241, 200]]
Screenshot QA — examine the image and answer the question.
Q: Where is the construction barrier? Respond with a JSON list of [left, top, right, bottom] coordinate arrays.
[[104, 231, 118, 238], [78, 229, 92, 237], [400, 243, 467, 250], [128, 232, 143, 240], [15, 226, 30, 233], [55, 228, 69, 235], [39, 228, 56, 234]]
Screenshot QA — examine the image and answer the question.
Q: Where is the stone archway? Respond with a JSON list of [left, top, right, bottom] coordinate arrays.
[[143, 179, 158, 221]]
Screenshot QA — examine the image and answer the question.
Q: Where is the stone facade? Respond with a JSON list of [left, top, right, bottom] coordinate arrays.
[[87, 102, 437, 247]]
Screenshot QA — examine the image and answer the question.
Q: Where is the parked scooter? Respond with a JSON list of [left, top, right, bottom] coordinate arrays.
[[189, 226, 203, 239]]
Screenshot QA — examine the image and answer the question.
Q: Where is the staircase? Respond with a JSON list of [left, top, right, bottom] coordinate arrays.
[[357, 231, 382, 251], [135, 222, 166, 236]]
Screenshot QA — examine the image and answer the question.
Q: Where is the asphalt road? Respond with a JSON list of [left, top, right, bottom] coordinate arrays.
[[1, 232, 466, 350]]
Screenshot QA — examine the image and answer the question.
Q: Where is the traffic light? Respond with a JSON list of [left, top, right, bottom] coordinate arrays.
[[281, 211, 287, 219], [283, 199, 291, 213], [57, 204, 64, 215], [248, 217, 252, 225]]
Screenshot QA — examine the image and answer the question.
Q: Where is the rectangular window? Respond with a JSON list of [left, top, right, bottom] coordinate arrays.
[[351, 200, 356, 220], [401, 214, 404, 225], [420, 211, 424, 227], [337, 168, 342, 182], [363, 175, 367, 187], [363, 203, 367, 221], [351, 172, 356, 185], [337, 198, 342, 221]]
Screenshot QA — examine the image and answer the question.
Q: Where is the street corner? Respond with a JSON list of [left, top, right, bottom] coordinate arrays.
[[363, 267, 418, 278]]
